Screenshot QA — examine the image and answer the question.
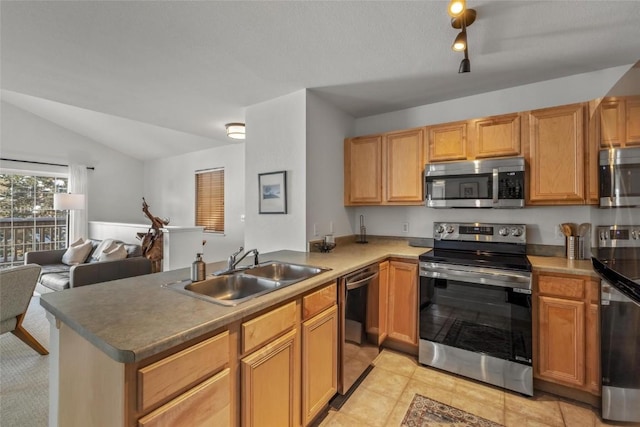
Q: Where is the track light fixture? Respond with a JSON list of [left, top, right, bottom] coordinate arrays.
[[448, 0, 476, 73]]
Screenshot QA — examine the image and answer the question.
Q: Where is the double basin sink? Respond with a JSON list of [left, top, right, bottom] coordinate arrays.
[[164, 261, 330, 306]]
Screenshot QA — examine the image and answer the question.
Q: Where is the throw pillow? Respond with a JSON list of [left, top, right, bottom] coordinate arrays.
[[61, 240, 93, 266], [68, 237, 84, 248], [90, 238, 117, 262], [98, 244, 128, 262]]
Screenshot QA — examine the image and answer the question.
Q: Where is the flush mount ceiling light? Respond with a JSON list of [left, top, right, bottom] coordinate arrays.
[[225, 123, 245, 140], [448, 0, 476, 73]]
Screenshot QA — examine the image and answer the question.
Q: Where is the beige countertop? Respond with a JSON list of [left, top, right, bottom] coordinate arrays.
[[40, 239, 599, 364], [40, 239, 426, 364], [528, 255, 598, 277]]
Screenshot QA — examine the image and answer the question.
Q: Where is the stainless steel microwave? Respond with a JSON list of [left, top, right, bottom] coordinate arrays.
[[425, 157, 525, 208], [599, 147, 640, 208]]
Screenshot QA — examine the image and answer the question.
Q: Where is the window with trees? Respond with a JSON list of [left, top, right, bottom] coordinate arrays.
[[195, 168, 224, 233], [0, 173, 68, 268]]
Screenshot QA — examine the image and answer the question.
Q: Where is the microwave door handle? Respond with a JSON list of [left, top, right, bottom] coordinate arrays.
[[492, 168, 499, 204], [610, 166, 615, 204]]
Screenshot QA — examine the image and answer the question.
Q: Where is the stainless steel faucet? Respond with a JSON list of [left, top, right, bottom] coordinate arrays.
[[216, 246, 260, 275]]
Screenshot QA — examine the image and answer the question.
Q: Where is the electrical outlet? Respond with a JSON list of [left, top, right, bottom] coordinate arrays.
[[329, 221, 334, 233], [402, 222, 409, 233], [313, 223, 318, 236]]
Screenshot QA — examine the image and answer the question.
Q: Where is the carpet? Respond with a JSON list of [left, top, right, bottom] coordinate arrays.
[[401, 394, 505, 427], [0, 291, 50, 427]]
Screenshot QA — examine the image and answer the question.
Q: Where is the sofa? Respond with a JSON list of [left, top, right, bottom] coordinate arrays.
[[25, 238, 152, 291]]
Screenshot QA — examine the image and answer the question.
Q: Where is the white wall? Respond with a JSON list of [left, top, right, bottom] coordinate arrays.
[[244, 90, 307, 253], [354, 65, 632, 136], [143, 143, 245, 263], [350, 65, 636, 245], [306, 91, 355, 242], [0, 101, 143, 222]]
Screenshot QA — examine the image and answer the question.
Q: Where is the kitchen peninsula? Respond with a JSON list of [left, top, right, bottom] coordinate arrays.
[[40, 239, 425, 427]]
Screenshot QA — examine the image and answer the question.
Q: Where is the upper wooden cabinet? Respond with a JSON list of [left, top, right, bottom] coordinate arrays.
[[525, 103, 588, 205], [598, 96, 640, 147], [426, 113, 522, 163], [344, 135, 383, 204], [470, 113, 522, 158], [344, 128, 424, 206], [427, 121, 467, 162]]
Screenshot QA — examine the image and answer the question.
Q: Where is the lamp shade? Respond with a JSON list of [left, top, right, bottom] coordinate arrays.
[[54, 193, 85, 210], [225, 123, 246, 140]]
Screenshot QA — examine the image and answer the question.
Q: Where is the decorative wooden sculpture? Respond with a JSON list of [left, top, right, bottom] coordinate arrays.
[[139, 197, 169, 273]]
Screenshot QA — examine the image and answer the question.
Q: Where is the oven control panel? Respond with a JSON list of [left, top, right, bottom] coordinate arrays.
[[434, 222, 526, 244], [597, 225, 640, 248]]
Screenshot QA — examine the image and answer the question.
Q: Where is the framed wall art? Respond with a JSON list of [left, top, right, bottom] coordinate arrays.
[[258, 170, 287, 214]]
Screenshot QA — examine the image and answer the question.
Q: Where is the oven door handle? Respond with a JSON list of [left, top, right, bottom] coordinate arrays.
[[345, 272, 378, 290], [421, 265, 531, 290]]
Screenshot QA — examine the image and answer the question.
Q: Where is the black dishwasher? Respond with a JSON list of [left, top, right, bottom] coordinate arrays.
[[337, 264, 380, 395]]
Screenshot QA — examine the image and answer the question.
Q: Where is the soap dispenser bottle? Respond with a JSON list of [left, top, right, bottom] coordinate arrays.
[[191, 253, 206, 282]]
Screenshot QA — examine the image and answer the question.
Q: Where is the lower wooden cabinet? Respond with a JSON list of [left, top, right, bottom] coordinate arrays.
[[301, 305, 338, 425], [240, 281, 337, 427], [387, 260, 418, 347], [138, 368, 231, 427], [534, 271, 600, 395], [241, 329, 299, 427]]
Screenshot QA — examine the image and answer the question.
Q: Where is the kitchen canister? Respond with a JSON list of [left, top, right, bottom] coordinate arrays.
[[566, 236, 580, 260]]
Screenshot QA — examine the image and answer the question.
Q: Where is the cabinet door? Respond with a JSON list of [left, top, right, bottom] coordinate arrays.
[[344, 135, 382, 205], [626, 96, 640, 145], [378, 261, 389, 344], [599, 98, 625, 148], [387, 261, 418, 346], [586, 303, 600, 394], [138, 369, 231, 427], [302, 305, 338, 425], [471, 114, 521, 159], [537, 296, 586, 387], [385, 128, 424, 203], [527, 103, 586, 204], [427, 122, 467, 162], [366, 261, 389, 345], [241, 329, 299, 427], [585, 278, 600, 395]]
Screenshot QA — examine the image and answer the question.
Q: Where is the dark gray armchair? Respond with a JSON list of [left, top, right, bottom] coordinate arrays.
[[0, 264, 48, 355]]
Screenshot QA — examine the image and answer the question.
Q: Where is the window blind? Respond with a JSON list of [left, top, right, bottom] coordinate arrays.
[[195, 168, 224, 233]]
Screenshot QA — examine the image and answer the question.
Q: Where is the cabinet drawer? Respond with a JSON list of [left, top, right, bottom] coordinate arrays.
[[302, 282, 337, 321], [243, 301, 296, 354], [538, 274, 585, 299], [138, 368, 231, 427], [138, 331, 229, 412]]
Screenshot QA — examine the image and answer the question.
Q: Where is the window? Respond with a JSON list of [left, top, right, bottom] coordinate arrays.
[[195, 168, 224, 233], [0, 173, 68, 268]]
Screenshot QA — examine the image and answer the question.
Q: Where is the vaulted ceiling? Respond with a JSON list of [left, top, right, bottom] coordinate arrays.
[[2, 1, 640, 160]]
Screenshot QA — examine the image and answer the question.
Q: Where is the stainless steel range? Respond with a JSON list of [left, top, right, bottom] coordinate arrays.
[[419, 222, 533, 395], [593, 225, 640, 423]]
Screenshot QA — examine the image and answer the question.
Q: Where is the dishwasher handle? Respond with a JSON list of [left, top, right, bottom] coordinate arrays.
[[345, 272, 379, 290]]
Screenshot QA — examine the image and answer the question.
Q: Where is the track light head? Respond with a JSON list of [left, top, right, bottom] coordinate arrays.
[[448, 0, 466, 18], [452, 31, 467, 52], [451, 8, 476, 29], [459, 58, 471, 73]]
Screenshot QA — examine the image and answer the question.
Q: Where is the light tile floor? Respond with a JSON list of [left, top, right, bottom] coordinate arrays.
[[320, 349, 639, 427]]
